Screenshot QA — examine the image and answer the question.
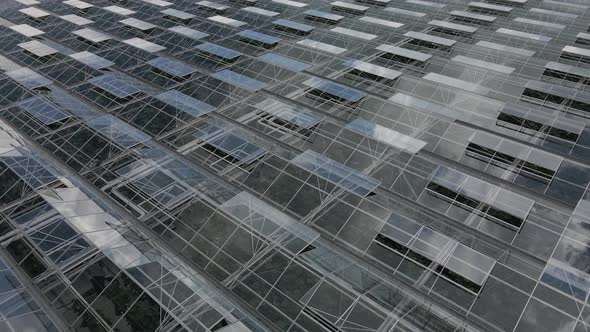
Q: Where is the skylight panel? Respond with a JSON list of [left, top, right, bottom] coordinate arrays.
[[385, 7, 426, 17], [404, 31, 456, 47], [120, 18, 157, 31], [475, 41, 534, 56], [103, 5, 136, 15], [543, 0, 588, 8], [86, 115, 150, 148], [389, 93, 460, 120], [469, 1, 512, 13], [196, 42, 242, 61], [429, 20, 478, 34], [3, 156, 58, 189], [17, 96, 69, 125], [195, 125, 266, 163], [544, 61, 590, 80], [89, 75, 141, 98], [60, 14, 93, 25], [210, 69, 268, 92], [257, 53, 311, 72], [155, 90, 216, 117], [142, 0, 172, 6], [6, 67, 52, 89], [291, 150, 381, 196], [196, 1, 229, 12], [377, 44, 432, 62], [303, 77, 367, 103], [256, 99, 321, 129], [73, 28, 111, 43], [221, 191, 320, 245], [273, 19, 315, 34], [10, 24, 44, 37], [123, 38, 166, 52], [297, 39, 347, 55], [442, 243, 495, 288], [452, 55, 515, 74], [450, 10, 496, 23], [497, 104, 583, 142], [237, 30, 281, 47], [19, 7, 50, 18], [161, 8, 196, 20], [304, 9, 344, 24], [513, 17, 565, 30], [63, 0, 93, 9], [562, 46, 590, 60], [146, 57, 196, 78], [69, 51, 114, 69], [208, 15, 247, 27], [330, 27, 377, 40], [18, 40, 58, 57], [273, 0, 307, 7], [423, 73, 488, 94], [345, 60, 402, 81], [496, 28, 551, 42], [241, 6, 280, 16], [16, 0, 40, 5], [346, 119, 426, 153], [331, 1, 368, 14], [168, 26, 209, 40], [529, 7, 577, 18], [576, 32, 590, 45], [359, 17, 403, 28], [406, 0, 445, 7]]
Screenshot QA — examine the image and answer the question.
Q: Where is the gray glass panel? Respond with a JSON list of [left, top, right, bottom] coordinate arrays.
[[273, 19, 315, 33], [120, 18, 158, 31], [195, 43, 242, 61], [376, 45, 432, 62], [475, 41, 535, 56], [256, 99, 321, 129], [17, 96, 69, 125], [195, 124, 266, 163], [545, 61, 590, 79], [330, 27, 377, 40], [210, 70, 268, 92], [86, 115, 150, 148], [429, 20, 478, 33], [88, 75, 141, 98], [69, 51, 114, 69], [384, 7, 426, 17], [304, 9, 343, 23], [6, 68, 51, 89], [450, 10, 496, 23], [496, 28, 551, 42], [168, 26, 209, 39], [73, 28, 111, 43], [404, 31, 456, 46], [161, 8, 195, 20], [562, 46, 590, 59], [389, 93, 460, 120], [242, 6, 280, 16], [469, 1, 512, 12], [345, 118, 426, 153], [291, 149, 381, 196], [257, 53, 311, 72], [155, 90, 216, 117], [18, 41, 58, 57], [345, 60, 402, 80], [146, 57, 196, 77], [303, 77, 367, 103], [331, 1, 368, 13], [237, 30, 281, 47]]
